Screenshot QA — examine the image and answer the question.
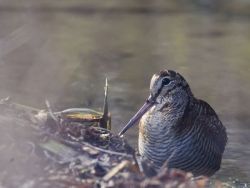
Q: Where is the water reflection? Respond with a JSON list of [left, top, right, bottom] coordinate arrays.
[[0, 0, 250, 183]]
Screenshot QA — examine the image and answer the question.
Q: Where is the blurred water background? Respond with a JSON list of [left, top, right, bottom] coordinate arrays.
[[0, 0, 250, 184]]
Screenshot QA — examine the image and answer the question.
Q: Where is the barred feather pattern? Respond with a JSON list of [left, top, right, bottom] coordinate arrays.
[[139, 99, 227, 176], [138, 70, 227, 177]]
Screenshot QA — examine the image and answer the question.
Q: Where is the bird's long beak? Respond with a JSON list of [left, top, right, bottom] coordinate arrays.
[[118, 96, 156, 136]]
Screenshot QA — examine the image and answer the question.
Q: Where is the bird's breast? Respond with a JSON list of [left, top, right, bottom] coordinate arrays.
[[138, 107, 179, 166]]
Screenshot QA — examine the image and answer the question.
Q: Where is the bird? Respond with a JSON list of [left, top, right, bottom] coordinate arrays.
[[119, 70, 227, 177]]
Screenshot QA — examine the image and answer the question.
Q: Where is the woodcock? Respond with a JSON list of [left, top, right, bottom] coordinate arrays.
[[119, 70, 227, 177]]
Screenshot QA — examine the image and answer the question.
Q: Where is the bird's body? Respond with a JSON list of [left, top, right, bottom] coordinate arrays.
[[119, 70, 227, 177]]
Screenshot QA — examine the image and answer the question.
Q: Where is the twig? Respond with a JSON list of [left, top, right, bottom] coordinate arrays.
[[134, 153, 145, 175], [103, 160, 142, 181], [81, 141, 132, 157], [46, 100, 62, 132], [42, 128, 132, 157], [158, 149, 176, 174]]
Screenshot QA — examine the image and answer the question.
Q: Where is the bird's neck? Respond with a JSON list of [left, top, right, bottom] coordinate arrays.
[[157, 90, 194, 114]]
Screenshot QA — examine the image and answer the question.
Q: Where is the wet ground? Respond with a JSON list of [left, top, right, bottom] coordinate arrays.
[[0, 0, 250, 184]]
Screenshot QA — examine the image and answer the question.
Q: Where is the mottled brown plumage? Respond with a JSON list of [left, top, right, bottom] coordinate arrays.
[[119, 70, 227, 177]]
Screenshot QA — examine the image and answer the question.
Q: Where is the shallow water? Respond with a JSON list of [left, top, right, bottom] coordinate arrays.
[[0, 0, 250, 184]]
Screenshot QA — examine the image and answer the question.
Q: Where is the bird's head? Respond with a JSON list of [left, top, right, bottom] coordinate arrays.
[[119, 70, 193, 136], [149, 70, 193, 104]]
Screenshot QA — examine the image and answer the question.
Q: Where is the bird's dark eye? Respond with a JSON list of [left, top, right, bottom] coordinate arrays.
[[162, 78, 171, 86]]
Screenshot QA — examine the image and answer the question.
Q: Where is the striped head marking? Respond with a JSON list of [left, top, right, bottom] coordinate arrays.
[[150, 70, 191, 102]]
